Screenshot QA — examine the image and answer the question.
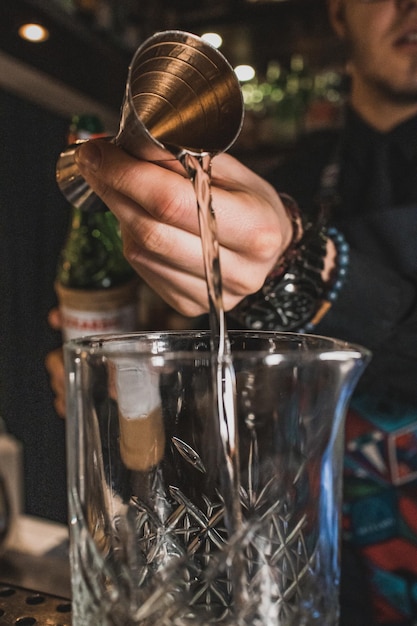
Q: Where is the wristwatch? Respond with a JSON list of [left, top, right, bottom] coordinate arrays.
[[230, 224, 328, 332]]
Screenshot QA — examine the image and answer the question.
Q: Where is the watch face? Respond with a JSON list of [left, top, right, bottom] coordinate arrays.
[[264, 279, 319, 330], [235, 278, 321, 331]]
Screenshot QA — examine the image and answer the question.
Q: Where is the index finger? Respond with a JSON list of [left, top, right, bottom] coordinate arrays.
[[75, 140, 200, 233]]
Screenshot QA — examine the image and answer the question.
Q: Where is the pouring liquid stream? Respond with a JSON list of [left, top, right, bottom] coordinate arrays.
[[181, 151, 248, 610]]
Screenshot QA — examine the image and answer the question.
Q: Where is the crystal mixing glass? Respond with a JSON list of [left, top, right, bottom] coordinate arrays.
[[65, 331, 370, 625]]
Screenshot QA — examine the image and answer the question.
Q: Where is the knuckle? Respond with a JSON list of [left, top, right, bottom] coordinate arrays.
[[248, 224, 282, 264], [123, 220, 173, 264], [111, 165, 134, 192], [228, 274, 263, 298], [157, 183, 190, 226], [169, 296, 206, 319], [89, 178, 111, 204], [140, 221, 169, 255]]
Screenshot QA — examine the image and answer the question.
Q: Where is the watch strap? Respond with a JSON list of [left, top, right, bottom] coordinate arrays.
[[230, 210, 328, 332]]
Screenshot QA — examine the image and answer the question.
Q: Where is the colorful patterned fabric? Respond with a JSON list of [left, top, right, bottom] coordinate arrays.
[[343, 393, 417, 624]]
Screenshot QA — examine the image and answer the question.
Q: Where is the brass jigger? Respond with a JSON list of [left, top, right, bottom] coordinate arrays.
[[56, 30, 244, 212]]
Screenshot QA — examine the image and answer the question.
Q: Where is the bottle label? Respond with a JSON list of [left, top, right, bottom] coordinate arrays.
[[61, 303, 137, 341], [56, 280, 139, 341]]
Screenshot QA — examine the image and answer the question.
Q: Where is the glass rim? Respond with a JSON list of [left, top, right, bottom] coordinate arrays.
[[63, 329, 371, 362]]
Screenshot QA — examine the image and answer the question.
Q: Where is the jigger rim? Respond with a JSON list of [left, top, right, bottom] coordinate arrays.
[[122, 29, 245, 157], [56, 29, 245, 212]]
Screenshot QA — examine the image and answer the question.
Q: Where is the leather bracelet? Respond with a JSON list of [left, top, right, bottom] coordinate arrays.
[[270, 193, 304, 279]]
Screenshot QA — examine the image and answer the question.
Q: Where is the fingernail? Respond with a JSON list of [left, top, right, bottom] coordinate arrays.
[[75, 141, 101, 171]]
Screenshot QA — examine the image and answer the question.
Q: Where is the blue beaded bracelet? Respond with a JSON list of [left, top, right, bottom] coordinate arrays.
[[301, 226, 350, 333]]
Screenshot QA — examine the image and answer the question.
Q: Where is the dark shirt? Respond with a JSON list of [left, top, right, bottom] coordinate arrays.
[[269, 106, 417, 399], [269, 106, 417, 626]]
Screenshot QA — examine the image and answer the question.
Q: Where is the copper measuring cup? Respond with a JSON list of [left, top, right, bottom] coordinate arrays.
[[56, 30, 244, 212]]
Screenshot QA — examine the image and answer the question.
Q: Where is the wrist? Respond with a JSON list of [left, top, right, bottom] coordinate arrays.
[[230, 197, 350, 332], [280, 192, 303, 252], [322, 236, 337, 285], [268, 193, 306, 280]]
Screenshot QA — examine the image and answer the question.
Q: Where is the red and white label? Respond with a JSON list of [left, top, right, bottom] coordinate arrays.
[[61, 304, 137, 341]]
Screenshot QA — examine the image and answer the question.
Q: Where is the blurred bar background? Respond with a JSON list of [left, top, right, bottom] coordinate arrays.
[[0, 0, 346, 524]]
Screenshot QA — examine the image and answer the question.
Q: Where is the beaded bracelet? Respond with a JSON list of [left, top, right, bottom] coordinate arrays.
[[230, 219, 349, 333], [300, 226, 350, 333]]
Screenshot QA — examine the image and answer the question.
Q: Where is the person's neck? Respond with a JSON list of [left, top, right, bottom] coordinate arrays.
[[350, 80, 417, 133]]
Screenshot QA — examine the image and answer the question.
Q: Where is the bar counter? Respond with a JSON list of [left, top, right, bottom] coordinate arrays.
[[0, 515, 71, 625]]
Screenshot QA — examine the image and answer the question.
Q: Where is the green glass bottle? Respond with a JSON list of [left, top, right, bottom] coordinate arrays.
[[67, 112, 105, 144], [56, 114, 139, 340]]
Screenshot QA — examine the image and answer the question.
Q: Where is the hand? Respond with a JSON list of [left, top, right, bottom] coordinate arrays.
[[45, 308, 66, 418], [74, 140, 293, 318]]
